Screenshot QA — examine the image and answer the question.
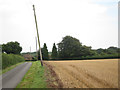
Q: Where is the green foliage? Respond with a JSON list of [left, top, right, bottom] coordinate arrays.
[[2, 41, 22, 54], [38, 43, 49, 60], [80, 45, 95, 56], [83, 53, 119, 60], [58, 36, 82, 58], [51, 43, 58, 60], [42, 43, 49, 60], [56, 35, 120, 60], [58, 36, 93, 59], [2, 53, 25, 69], [56, 53, 119, 60], [107, 47, 118, 54], [0, 44, 2, 53], [96, 47, 119, 55], [118, 48, 120, 53]]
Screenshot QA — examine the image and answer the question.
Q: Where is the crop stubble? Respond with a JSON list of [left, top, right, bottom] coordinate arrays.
[[44, 59, 118, 88]]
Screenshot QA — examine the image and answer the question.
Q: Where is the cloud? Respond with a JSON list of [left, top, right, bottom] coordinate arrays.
[[0, 0, 118, 52]]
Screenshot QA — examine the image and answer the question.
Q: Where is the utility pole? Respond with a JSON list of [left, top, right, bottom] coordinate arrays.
[[36, 37, 38, 61], [33, 5, 43, 66]]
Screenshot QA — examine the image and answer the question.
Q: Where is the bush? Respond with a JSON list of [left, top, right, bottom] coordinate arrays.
[[2, 53, 25, 69], [56, 53, 120, 60]]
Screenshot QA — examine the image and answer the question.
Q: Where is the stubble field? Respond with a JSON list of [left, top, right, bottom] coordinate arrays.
[[44, 59, 118, 88]]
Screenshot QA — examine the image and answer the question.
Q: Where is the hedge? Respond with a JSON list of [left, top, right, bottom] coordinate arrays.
[[2, 53, 25, 69], [50, 53, 120, 60]]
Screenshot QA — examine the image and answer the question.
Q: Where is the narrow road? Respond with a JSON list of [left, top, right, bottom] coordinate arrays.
[[1, 62, 32, 88]]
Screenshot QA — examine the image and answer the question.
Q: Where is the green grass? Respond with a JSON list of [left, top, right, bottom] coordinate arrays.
[[16, 61, 47, 88], [0, 62, 24, 75]]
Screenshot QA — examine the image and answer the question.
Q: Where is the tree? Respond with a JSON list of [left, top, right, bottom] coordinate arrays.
[[118, 48, 120, 53], [107, 47, 118, 54], [2, 41, 22, 54], [0, 44, 2, 52], [58, 36, 93, 59], [81, 45, 95, 56], [96, 47, 119, 55], [96, 48, 107, 55], [51, 43, 58, 59], [38, 43, 49, 60]]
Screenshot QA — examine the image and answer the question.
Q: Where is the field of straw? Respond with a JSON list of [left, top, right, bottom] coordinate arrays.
[[44, 59, 118, 88]]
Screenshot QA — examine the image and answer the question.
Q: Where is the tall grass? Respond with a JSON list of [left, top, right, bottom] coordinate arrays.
[[2, 53, 25, 69]]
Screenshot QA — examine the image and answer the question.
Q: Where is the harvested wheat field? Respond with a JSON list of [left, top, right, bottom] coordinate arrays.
[[44, 59, 118, 88]]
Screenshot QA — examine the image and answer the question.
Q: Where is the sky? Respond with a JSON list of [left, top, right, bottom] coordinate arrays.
[[0, 0, 118, 52]]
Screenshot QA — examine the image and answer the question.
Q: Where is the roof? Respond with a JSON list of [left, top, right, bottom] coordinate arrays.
[[23, 54, 33, 60]]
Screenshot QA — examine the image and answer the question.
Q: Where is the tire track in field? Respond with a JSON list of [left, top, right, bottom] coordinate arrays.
[[69, 64, 115, 88], [45, 62, 85, 88], [58, 65, 87, 88], [58, 63, 94, 88], [50, 63, 115, 88], [44, 59, 118, 88], [50, 63, 93, 88]]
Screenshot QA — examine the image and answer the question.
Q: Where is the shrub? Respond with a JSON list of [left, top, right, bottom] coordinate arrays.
[[2, 53, 25, 69], [56, 53, 119, 60]]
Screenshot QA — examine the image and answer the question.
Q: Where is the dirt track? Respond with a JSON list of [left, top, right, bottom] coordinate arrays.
[[44, 59, 118, 88]]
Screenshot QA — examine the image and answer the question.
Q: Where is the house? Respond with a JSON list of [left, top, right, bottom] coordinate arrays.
[[23, 54, 33, 60]]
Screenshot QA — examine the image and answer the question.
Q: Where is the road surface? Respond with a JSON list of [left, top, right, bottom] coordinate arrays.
[[1, 62, 32, 88]]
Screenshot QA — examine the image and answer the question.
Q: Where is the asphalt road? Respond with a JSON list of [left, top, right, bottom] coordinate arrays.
[[1, 62, 32, 88]]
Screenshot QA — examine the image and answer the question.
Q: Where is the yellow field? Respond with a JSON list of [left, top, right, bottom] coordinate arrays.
[[44, 59, 118, 88]]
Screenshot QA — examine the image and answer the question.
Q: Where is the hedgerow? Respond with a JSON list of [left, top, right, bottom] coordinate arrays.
[[2, 53, 25, 69]]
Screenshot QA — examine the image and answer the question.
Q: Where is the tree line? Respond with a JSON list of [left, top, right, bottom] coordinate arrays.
[[38, 43, 58, 60], [1, 41, 24, 69], [2, 36, 120, 60], [38, 35, 120, 60]]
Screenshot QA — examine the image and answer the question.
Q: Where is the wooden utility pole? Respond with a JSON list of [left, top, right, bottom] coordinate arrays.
[[36, 37, 38, 61], [33, 5, 43, 66]]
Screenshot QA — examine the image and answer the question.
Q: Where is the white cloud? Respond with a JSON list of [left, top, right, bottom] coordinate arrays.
[[0, 0, 118, 52]]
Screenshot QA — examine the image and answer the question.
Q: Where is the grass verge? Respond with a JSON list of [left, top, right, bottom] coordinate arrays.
[[0, 62, 24, 75], [16, 61, 46, 88]]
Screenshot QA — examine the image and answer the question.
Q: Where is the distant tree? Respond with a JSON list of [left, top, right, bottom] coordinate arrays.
[[2, 41, 22, 54], [107, 47, 118, 54], [38, 43, 49, 60], [58, 36, 93, 59], [81, 45, 95, 56], [96, 48, 106, 55], [0, 44, 2, 51], [118, 48, 120, 53], [51, 43, 58, 59], [96, 47, 119, 55]]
